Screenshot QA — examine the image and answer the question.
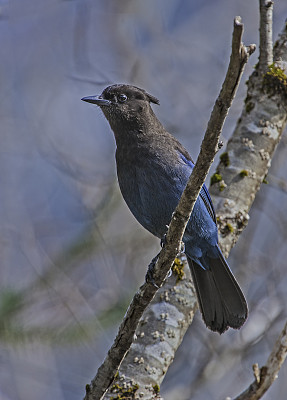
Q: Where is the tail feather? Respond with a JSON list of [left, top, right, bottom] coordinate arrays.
[[187, 247, 248, 334]]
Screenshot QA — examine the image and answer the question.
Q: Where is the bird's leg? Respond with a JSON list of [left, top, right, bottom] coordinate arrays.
[[160, 231, 168, 248], [146, 231, 186, 286], [146, 231, 169, 287], [160, 232, 173, 278]]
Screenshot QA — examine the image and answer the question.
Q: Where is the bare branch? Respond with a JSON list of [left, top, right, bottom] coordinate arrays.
[[234, 320, 287, 400], [172, 17, 255, 225], [83, 17, 255, 400], [259, 0, 274, 71]]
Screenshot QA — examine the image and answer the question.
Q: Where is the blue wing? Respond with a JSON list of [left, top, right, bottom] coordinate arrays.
[[178, 152, 216, 223], [200, 183, 216, 223]]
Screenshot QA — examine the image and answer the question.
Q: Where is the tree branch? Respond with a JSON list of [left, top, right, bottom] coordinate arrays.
[[259, 0, 274, 72], [234, 320, 287, 400], [83, 17, 255, 400]]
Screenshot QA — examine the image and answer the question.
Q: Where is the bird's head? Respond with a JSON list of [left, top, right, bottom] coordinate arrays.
[[81, 84, 160, 131]]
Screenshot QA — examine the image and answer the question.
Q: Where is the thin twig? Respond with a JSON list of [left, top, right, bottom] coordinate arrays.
[[84, 17, 255, 400], [234, 320, 287, 400], [259, 0, 273, 71]]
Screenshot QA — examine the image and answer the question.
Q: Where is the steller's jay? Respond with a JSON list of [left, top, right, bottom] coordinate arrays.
[[82, 84, 248, 334]]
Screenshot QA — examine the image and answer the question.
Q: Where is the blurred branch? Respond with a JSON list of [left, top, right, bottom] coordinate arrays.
[[84, 17, 255, 400], [0, 295, 130, 345], [259, 0, 273, 72], [234, 320, 287, 400], [268, 173, 287, 194], [25, 181, 119, 294], [0, 182, 121, 345]]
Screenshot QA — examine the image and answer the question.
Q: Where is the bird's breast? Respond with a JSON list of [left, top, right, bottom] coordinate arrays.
[[116, 146, 183, 237]]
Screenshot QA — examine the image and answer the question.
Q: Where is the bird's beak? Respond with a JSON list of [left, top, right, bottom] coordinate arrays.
[[81, 95, 111, 106]]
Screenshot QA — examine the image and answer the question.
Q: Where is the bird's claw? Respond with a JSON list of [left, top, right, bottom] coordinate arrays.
[[146, 233, 180, 287], [217, 140, 224, 150], [145, 254, 160, 288], [160, 233, 167, 248], [179, 241, 185, 254]]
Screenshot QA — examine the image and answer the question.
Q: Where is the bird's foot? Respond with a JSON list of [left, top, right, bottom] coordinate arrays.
[[146, 252, 173, 287], [160, 233, 167, 248], [145, 253, 160, 288], [217, 140, 224, 151], [146, 233, 183, 287], [179, 240, 185, 254]]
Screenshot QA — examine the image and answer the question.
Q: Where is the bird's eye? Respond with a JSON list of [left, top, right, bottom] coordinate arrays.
[[118, 94, 127, 103]]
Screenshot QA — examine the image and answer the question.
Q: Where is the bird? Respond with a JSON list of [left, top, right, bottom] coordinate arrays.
[[81, 84, 248, 334]]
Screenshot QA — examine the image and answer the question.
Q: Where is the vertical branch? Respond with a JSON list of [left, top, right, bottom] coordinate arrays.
[[259, 0, 274, 71]]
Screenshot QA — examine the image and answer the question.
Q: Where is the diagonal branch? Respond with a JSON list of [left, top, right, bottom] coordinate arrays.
[[84, 17, 255, 400], [234, 320, 287, 400]]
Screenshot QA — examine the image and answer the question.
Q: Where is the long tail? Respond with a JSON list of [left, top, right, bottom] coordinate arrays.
[[187, 246, 248, 334]]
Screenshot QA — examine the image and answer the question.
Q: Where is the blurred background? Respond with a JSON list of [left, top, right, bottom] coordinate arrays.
[[1, 1, 287, 399]]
